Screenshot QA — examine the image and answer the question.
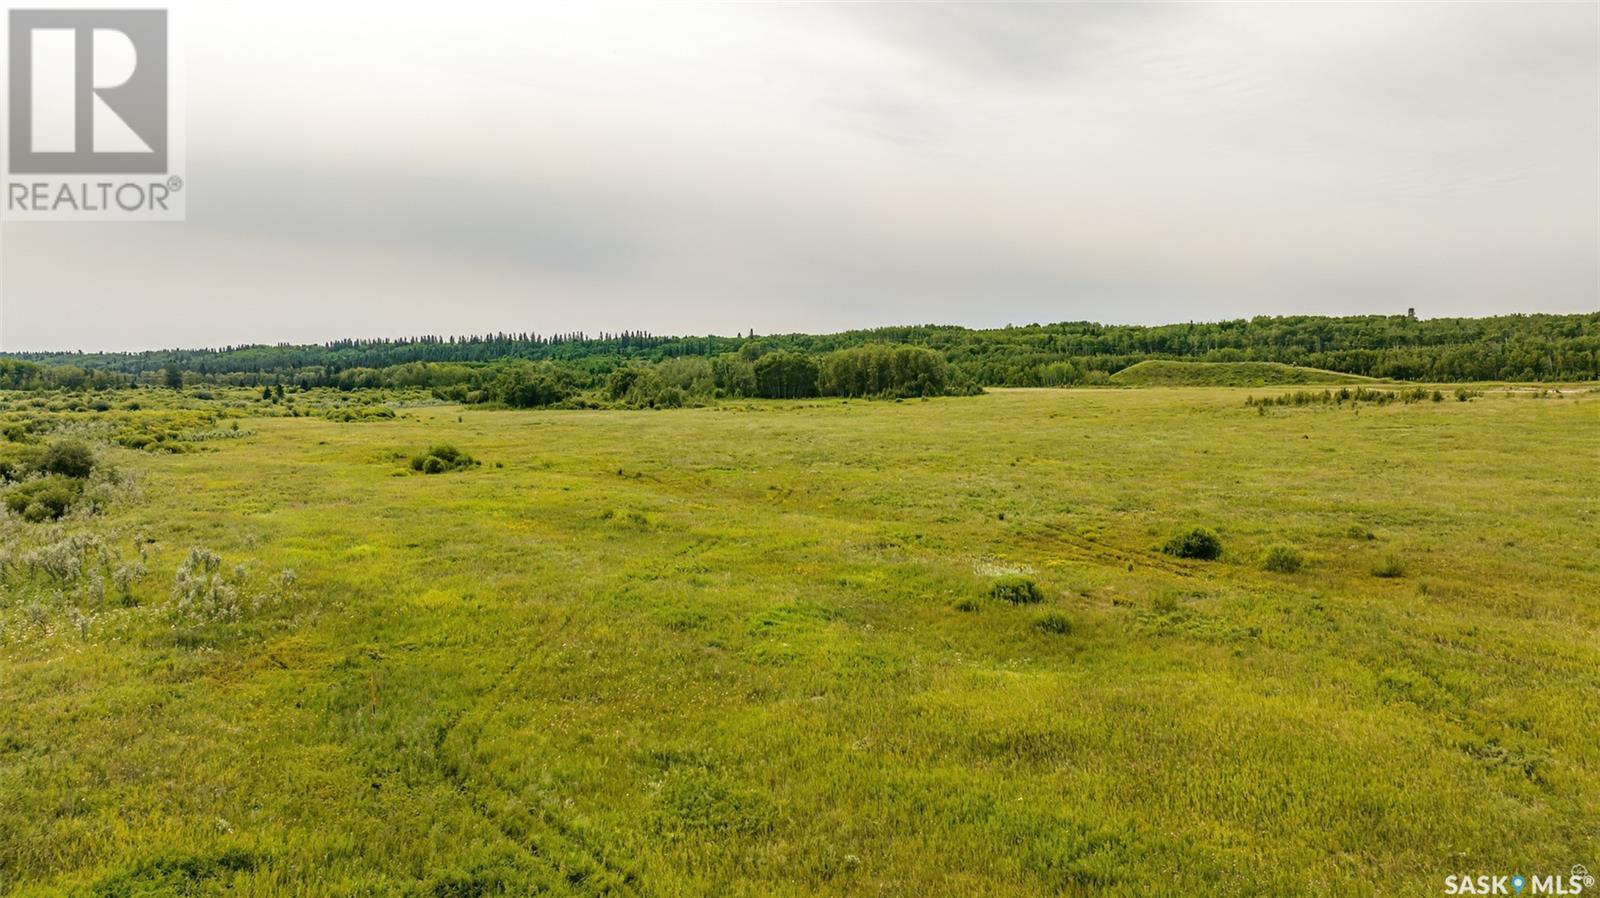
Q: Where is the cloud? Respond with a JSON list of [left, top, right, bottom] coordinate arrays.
[[0, 0, 1593, 351], [829, 3, 1193, 86], [194, 159, 653, 280]]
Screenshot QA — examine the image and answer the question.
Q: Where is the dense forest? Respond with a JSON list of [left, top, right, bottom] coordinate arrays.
[[2, 314, 1596, 403]]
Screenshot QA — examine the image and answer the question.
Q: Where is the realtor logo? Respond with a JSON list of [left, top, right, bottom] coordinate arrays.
[[2, 5, 184, 220], [9, 9, 167, 172]]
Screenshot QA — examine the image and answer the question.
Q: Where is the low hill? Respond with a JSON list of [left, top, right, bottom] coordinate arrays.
[[1108, 360, 1379, 387]]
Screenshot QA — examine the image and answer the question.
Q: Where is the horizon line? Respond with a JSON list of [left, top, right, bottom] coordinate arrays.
[[3, 309, 1597, 358]]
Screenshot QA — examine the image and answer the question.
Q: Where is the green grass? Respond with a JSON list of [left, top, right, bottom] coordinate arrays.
[[1, 386, 1597, 896], [1109, 360, 1380, 387]]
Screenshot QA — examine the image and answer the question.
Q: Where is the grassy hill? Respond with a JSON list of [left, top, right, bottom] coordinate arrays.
[[2, 388, 1596, 895], [1109, 359, 1380, 387]]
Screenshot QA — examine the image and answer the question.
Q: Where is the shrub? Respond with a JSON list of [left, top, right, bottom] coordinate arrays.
[[1163, 527, 1222, 560], [1371, 553, 1407, 579], [489, 363, 578, 408], [752, 351, 820, 399], [1032, 612, 1072, 635], [988, 575, 1043, 604], [40, 440, 96, 479], [171, 547, 243, 622], [953, 598, 979, 613], [409, 445, 477, 474], [4, 476, 80, 522], [600, 508, 652, 529], [1261, 544, 1304, 573], [817, 344, 954, 399], [606, 364, 699, 409], [0, 450, 35, 483], [325, 405, 396, 422]]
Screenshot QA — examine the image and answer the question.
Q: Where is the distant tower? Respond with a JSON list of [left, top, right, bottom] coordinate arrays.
[[1406, 307, 1417, 320]]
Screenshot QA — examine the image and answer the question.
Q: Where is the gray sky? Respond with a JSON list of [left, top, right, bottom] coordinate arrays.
[[1, 1, 1595, 352]]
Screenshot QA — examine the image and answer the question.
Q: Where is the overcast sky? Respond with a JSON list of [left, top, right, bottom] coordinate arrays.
[[1, 1, 1595, 352]]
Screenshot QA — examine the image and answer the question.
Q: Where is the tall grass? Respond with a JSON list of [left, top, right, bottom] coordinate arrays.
[[0, 386, 1594, 896]]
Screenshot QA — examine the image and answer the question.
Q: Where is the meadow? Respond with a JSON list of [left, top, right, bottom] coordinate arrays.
[[1, 385, 1597, 896]]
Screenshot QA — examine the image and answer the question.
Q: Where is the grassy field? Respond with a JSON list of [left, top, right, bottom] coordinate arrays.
[[1107, 360, 1381, 387], [2, 387, 1597, 896]]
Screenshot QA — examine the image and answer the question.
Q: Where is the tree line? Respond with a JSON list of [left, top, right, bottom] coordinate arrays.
[[3, 313, 1597, 390]]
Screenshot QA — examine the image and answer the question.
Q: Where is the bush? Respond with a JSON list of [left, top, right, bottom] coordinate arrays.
[[606, 365, 693, 409], [171, 547, 244, 622], [40, 440, 96, 479], [988, 575, 1043, 604], [1261, 544, 1304, 573], [1032, 612, 1072, 635], [409, 444, 477, 474], [4, 476, 80, 522], [752, 351, 820, 399], [324, 405, 396, 422], [489, 363, 578, 408], [817, 344, 954, 399], [1163, 527, 1222, 560], [1371, 553, 1407, 579], [0, 449, 35, 483]]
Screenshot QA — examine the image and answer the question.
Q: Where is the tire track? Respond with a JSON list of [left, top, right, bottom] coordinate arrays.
[[1023, 519, 1198, 579], [434, 609, 644, 897]]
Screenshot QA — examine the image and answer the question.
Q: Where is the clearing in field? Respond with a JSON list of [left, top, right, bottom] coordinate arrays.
[[2, 387, 1597, 896], [1107, 359, 1382, 387]]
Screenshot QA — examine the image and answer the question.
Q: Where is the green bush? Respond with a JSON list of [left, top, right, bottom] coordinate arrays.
[[1, 440, 98, 484], [1032, 612, 1072, 635], [1261, 544, 1304, 573], [817, 344, 954, 399], [488, 363, 578, 408], [40, 440, 96, 479], [1371, 553, 1407, 579], [605, 365, 693, 409], [0, 449, 35, 483], [1163, 527, 1223, 560], [988, 575, 1043, 604], [409, 444, 477, 474], [324, 405, 396, 422], [4, 475, 80, 522], [752, 351, 820, 400]]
